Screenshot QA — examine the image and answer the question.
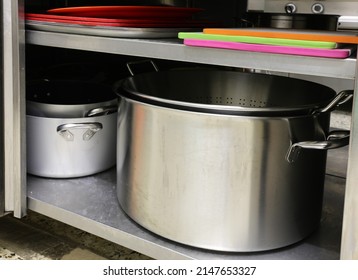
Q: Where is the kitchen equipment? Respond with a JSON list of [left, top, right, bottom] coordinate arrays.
[[115, 69, 351, 252], [247, 0, 358, 17], [246, 0, 358, 30], [26, 80, 118, 178], [183, 39, 354, 58]]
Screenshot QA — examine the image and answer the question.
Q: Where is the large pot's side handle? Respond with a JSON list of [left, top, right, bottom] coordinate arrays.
[[57, 122, 103, 141], [126, 60, 159, 76], [85, 106, 118, 117], [286, 130, 350, 163], [312, 90, 353, 115]]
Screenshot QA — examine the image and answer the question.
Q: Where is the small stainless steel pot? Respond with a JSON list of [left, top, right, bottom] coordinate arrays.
[[114, 69, 352, 252], [27, 113, 117, 178], [26, 80, 118, 178]]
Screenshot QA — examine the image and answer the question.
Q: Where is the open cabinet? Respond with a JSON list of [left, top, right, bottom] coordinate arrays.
[[2, 0, 358, 259]]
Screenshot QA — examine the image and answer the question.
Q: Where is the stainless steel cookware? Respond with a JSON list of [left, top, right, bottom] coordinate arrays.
[[26, 80, 118, 178], [115, 70, 351, 252], [27, 113, 117, 178]]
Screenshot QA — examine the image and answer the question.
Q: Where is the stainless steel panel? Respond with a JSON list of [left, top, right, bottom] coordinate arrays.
[[2, 0, 26, 217], [249, 0, 358, 16], [0, 0, 4, 216], [247, 0, 265, 11]]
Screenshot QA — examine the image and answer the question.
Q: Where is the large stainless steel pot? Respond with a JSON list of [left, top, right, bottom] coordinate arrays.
[[115, 70, 351, 252], [26, 80, 118, 178]]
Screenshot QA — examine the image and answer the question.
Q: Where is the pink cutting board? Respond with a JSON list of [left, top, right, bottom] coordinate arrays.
[[183, 39, 353, 58]]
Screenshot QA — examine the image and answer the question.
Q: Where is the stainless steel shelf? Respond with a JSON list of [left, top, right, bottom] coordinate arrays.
[[27, 169, 345, 260], [26, 30, 357, 79]]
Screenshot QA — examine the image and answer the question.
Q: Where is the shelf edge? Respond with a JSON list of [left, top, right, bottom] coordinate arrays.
[[26, 30, 357, 80]]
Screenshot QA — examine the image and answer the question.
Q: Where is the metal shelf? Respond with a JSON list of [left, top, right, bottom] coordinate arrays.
[[26, 30, 357, 79], [27, 167, 345, 260]]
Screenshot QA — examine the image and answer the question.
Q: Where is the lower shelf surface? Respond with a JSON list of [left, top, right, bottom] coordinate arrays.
[[27, 168, 345, 260]]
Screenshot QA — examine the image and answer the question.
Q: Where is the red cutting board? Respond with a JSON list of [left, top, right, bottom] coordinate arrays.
[[203, 28, 358, 44], [26, 13, 130, 23], [25, 13, 213, 28], [47, 6, 203, 19], [184, 39, 354, 59]]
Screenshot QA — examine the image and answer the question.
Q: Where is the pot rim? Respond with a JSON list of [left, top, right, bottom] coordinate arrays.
[[115, 70, 337, 117]]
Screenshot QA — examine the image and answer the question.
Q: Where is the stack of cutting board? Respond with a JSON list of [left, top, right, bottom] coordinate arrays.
[[26, 6, 208, 28], [178, 28, 358, 58], [25, 6, 218, 39]]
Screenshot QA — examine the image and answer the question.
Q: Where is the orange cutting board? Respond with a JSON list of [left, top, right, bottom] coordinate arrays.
[[203, 28, 358, 44]]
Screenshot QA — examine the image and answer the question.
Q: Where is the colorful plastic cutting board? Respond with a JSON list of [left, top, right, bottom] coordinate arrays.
[[178, 32, 338, 49], [183, 39, 354, 59], [47, 6, 203, 19], [203, 28, 358, 44], [25, 13, 213, 28]]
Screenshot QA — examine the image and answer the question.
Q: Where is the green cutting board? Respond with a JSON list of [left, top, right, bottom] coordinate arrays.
[[178, 32, 338, 49]]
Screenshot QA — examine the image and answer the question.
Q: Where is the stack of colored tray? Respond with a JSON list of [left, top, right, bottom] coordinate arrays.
[[178, 28, 358, 58], [26, 6, 217, 38]]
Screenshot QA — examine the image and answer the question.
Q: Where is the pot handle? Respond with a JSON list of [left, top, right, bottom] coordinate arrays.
[[85, 106, 118, 117], [126, 60, 159, 76], [286, 130, 350, 163], [57, 122, 103, 141], [312, 90, 353, 115]]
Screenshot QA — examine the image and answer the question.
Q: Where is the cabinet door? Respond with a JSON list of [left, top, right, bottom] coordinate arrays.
[[1, 0, 26, 218]]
